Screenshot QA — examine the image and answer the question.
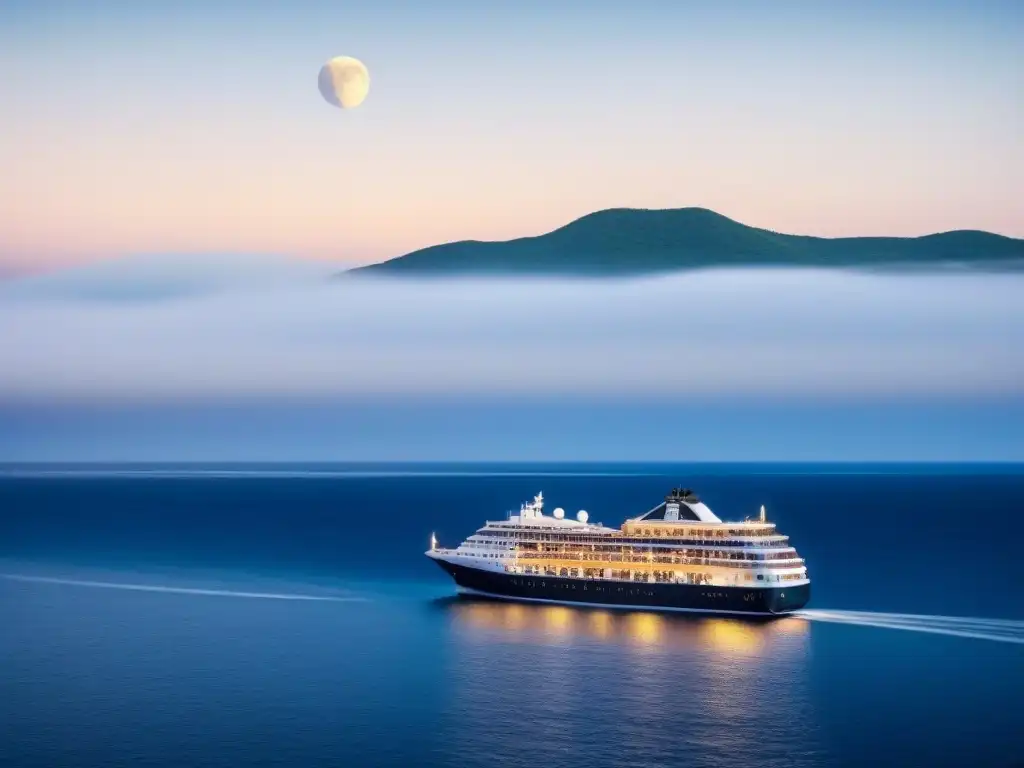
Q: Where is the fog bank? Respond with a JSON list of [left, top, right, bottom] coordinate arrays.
[[2, 270, 1023, 400]]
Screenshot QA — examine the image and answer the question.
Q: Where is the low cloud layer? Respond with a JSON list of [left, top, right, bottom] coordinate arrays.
[[3, 268, 1024, 401]]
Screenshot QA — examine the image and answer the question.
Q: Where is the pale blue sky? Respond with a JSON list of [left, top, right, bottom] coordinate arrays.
[[4, 398, 1023, 462], [1, 0, 1021, 268]]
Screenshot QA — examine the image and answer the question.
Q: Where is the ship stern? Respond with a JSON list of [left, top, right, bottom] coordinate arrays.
[[766, 582, 811, 614]]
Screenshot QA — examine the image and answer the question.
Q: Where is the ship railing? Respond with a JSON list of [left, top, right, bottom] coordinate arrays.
[[514, 553, 804, 568], [516, 551, 804, 562], [518, 545, 799, 559], [507, 566, 797, 587], [512, 536, 792, 548]]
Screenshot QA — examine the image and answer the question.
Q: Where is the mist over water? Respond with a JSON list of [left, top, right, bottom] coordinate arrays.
[[2, 269, 1023, 400]]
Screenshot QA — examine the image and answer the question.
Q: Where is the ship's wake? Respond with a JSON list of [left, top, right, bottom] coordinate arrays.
[[0, 573, 369, 603], [795, 609, 1024, 644]]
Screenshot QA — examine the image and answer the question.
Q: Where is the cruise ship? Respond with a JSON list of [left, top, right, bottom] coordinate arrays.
[[426, 489, 810, 615]]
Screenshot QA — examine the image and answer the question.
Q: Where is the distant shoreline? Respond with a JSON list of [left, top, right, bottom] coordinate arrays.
[[349, 207, 1024, 277]]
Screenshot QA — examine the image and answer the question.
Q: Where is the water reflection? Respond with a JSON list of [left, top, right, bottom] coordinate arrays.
[[438, 595, 808, 657], [433, 597, 820, 768]]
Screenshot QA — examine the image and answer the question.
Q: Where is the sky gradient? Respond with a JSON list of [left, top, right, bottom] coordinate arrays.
[[3, 1, 1023, 462], [2, 0, 1022, 270]]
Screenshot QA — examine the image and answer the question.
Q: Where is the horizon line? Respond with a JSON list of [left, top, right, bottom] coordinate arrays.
[[5, 204, 1023, 274]]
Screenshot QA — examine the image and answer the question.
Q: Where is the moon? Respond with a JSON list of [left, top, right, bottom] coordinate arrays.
[[318, 56, 370, 109]]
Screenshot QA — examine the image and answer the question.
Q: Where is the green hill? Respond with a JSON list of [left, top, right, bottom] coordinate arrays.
[[349, 208, 1024, 276]]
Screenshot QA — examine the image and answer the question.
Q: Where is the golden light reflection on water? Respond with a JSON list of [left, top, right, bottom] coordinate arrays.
[[625, 612, 664, 648], [541, 606, 575, 637], [587, 610, 613, 640], [445, 597, 807, 658], [502, 602, 527, 631], [441, 598, 815, 763], [697, 618, 766, 655]]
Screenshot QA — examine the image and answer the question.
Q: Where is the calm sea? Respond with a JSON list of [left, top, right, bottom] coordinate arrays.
[[1, 463, 1022, 768]]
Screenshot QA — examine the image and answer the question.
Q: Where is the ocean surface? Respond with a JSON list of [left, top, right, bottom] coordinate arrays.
[[1, 463, 1022, 768]]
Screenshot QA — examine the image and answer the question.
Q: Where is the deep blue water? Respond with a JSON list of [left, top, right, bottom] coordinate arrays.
[[1, 463, 1022, 767]]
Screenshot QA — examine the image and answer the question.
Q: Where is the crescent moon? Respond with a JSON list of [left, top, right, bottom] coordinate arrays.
[[318, 56, 370, 109]]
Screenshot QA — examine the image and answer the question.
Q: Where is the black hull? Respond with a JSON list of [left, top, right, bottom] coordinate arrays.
[[430, 558, 810, 616]]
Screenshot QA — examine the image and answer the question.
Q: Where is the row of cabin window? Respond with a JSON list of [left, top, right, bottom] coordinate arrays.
[[486, 532, 790, 548]]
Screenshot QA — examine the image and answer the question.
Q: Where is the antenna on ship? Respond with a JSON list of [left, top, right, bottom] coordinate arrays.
[[759, 505, 766, 523], [430, 532, 438, 551]]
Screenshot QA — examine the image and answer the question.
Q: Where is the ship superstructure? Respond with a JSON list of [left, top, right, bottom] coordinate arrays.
[[427, 489, 810, 615]]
